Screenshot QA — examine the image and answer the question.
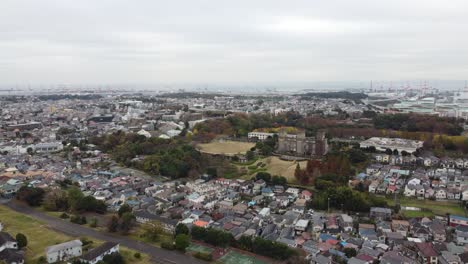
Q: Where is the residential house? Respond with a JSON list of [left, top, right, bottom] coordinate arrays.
[[416, 242, 438, 264], [0, 232, 18, 252], [369, 207, 392, 220], [435, 189, 447, 200], [340, 214, 354, 233], [449, 215, 468, 227], [454, 226, 468, 245], [391, 220, 409, 237]]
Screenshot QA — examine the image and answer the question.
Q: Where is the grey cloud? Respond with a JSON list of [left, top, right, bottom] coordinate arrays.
[[1, 0, 467, 86]]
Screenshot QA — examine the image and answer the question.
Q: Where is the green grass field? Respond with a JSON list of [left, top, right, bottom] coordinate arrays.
[[129, 225, 174, 247], [219, 251, 266, 264], [0, 205, 151, 263], [401, 210, 435, 218], [387, 197, 466, 217]]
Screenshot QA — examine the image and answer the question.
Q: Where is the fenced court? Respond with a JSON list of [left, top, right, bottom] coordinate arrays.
[[219, 251, 266, 264], [186, 244, 214, 254]]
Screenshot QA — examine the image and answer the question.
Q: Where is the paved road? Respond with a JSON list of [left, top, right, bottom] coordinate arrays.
[[5, 201, 204, 264]]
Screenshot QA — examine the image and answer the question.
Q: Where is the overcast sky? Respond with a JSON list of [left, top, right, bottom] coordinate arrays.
[[1, 0, 468, 87]]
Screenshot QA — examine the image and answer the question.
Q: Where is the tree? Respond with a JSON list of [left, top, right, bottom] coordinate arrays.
[[175, 223, 189, 236], [141, 221, 164, 242], [246, 150, 255, 160], [175, 234, 190, 252], [118, 204, 132, 217], [27, 147, 34, 155], [43, 189, 68, 211], [347, 148, 368, 164], [142, 155, 160, 175], [256, 172, 271, 182], [73, 195, 106, 213], [191, 226, 206, 241], [119, 212, 135, 234], [272, 176, 287, 185], [107, 215, 119, 232], [237, 235, 253, 251], [90, 217, 98, 228], [343, 248, 357, 258], [16, 186, 45, 206], [16, 233, 27, 248], [102, 252, 125, 264], [67, 187, 84, 211]]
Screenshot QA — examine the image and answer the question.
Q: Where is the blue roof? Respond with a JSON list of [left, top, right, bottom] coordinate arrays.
[[451, 215, 468, 221], [261, 187, 273, 193], [359, 229, 377, 235], [357, 173, 367, 179], [319, 233, 336, 241]]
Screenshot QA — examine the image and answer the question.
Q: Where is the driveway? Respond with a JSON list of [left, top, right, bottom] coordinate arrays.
[[5, 201, 204, 264]]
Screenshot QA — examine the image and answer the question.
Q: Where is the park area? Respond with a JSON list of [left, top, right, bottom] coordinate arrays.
[[386, 197, 466, 217], [0, 205, 151, 263], [197, 140, 255, 156], [187, 243, 214, 254], [219, 251, 267, 264], [260, 157, 307, 182], [187, 243, 269, 264], [237, 156, 308, 182]]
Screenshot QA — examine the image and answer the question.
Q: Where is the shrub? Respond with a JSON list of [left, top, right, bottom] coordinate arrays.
[[134, 252, 141, 259], [161, 241, 175, 250], [37, 256, 47, 264], [90, 217, 98, 228], [60, 212, 69, 219], [193, 252, 212, 261], [16, 233, 27, 248], [175, 234, 190, 252], [70, 215, 86, 225]]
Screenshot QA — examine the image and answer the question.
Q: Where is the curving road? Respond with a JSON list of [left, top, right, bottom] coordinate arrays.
[[5, 201, 203, 264]]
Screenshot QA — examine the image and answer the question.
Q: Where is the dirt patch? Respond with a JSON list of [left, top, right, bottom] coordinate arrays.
[[197, 140, 255, 156]]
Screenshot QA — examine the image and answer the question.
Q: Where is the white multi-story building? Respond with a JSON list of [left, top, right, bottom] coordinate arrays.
[[80, 242, 119, 264], [46, 240, 82, 263], [360, 137, 423, 154], [247, 132, 275, 141]]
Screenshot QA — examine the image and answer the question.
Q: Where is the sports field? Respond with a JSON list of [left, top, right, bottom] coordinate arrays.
[[219, 251, 266, 264], [187, 244, 214, 254], [387, 197, 466, 217], [197, 140, 255, 155]]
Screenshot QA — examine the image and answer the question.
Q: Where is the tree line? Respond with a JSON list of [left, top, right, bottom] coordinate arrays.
[[90, 131, 203, 179], [17, 185, 107, 214], [190, 226, 296, 260]]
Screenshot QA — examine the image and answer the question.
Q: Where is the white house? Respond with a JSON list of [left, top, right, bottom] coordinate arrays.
[[0, 232, 18, 252], [80, 242, 119, 264], [46, 240, 82, 263], [404, 185, 416, 197], [435, 189, 447, 200], [462, 189, 468, 201]]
